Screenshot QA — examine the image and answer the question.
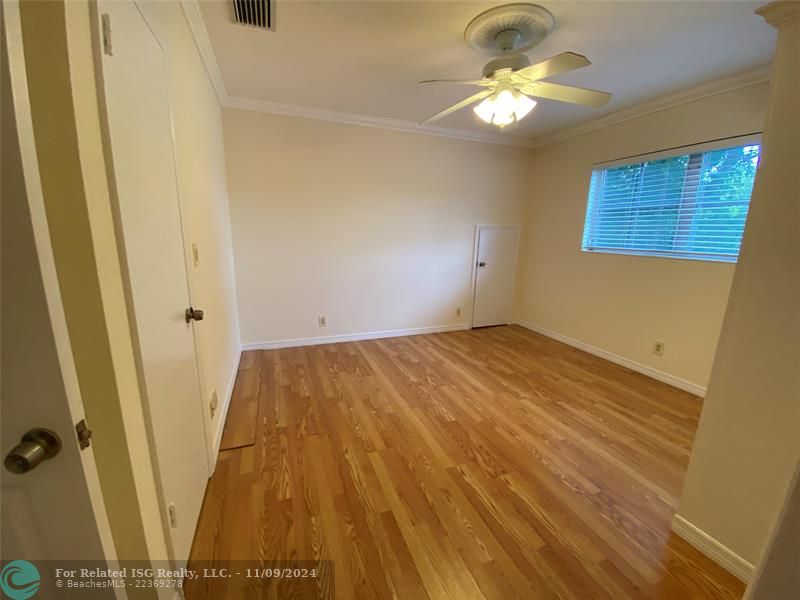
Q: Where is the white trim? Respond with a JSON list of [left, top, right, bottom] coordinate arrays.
[[221, 65, 769, 151], [212, 347, 242, 460], [179, 0, 228, 104], [581, 247, 739, 265], [530, 66, 772, 149], [470, 225, 521, 328], [224, 95, 535, 148], [757, 1, 800, 29], [514, 320, 707, 397], [222, 69, 771, 151], [672, 514, 755, 582], [242, 323, 470, 351]]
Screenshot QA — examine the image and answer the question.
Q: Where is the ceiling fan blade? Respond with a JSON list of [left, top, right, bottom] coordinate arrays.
[[520, 81, 611, 108], [422, 89, 493, 124], [514, 51, 591, 83], [419, 78, 494, 87]]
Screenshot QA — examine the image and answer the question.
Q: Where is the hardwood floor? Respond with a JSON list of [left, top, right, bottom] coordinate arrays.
[[186, 325, 744, 599]]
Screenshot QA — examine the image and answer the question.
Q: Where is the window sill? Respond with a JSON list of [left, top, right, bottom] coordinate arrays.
[[580, 247, 739, 264]]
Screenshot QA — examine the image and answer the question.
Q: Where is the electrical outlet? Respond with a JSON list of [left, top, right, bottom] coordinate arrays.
[[209, 389, 218, 419], [456, 307, 462, 316], [318, 315, 327, 327], [653, 341, 665, 356]]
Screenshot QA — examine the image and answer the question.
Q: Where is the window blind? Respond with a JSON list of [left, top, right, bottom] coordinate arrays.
[[581, 142, 760, 262]]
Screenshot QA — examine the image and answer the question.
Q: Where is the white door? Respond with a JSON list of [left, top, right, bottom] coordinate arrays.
[[1, 0, 117, 579], [98, 0, 209, 563], [472, 226, 519, 328]]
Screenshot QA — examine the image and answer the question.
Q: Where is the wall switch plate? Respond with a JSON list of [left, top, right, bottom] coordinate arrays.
[[653, 341, 665, 356], [318, 315, 327, 327]]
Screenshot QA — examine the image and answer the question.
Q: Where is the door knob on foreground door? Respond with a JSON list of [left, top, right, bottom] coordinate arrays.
[[185, 307, 204, 323], [4, 428, 62, 474], [478, 261, 487, 267]]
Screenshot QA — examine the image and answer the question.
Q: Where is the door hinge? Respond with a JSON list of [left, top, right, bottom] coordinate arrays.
[[168, 503, 177, 528], [75, 419, 93, 450], [101, 13, 113, 56]]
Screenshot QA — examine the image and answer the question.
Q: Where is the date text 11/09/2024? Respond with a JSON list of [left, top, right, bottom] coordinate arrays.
[[203, 568, 320, 579], [53, 567, 320, 580]]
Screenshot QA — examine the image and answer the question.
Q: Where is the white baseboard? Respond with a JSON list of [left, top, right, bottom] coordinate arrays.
[[672, 514, 755, 582], [212, 346, 242, 460], [513, 320, 706, 397], [241, 323, 470, 351]]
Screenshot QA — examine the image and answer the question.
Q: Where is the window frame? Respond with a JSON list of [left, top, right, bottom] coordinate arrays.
[[580, 133, 762, 264]]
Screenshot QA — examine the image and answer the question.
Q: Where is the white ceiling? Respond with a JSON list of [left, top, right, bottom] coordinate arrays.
[[198, 1, 775, 142]]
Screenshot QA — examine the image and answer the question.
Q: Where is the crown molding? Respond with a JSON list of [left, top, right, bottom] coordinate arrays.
[[756, 1, 800, 29], [223, 96, 537, 148], [528, 64, 773, 149], [181, 0, 771, 151], [180, 0, 228, 104]]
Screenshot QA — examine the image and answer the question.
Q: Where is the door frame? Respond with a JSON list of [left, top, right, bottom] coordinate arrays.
[[3, 0, 119, 570], [469, 224, 521, 329]]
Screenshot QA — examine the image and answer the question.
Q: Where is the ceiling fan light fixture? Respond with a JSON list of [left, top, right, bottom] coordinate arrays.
[[514, 92, 536, 119], [419, 5, 611, 128], [473, 97, 496, 124], [473, 90, 536, 128]]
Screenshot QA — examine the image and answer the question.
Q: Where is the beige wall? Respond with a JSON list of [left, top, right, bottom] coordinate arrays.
[[679, 10, 800, 571], [137, 1, 241, 451], [223, 109, 530, 345], [514, 82, 770, 391]]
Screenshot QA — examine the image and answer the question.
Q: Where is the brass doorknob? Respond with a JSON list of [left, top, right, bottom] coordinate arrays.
[[185, 307, 204, 323], [4, 428, 62, 474]]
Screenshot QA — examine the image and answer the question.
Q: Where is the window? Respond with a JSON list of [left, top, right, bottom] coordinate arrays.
[[581, 140, 761, 262]]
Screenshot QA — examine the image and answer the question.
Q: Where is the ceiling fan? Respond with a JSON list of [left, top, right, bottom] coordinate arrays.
[[420, 3, 612, 129]]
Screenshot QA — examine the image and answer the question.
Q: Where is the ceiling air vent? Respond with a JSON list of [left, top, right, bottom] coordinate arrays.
[[233, 0, 272, 30]]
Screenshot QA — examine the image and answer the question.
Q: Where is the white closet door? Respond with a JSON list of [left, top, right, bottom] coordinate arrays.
[[472, 227, 519, 328], [98, 0, 209, 563]]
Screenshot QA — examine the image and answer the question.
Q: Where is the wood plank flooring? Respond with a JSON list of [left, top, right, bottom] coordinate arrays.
[[218, 366, 258, 450], [186, 325, 744, 600]]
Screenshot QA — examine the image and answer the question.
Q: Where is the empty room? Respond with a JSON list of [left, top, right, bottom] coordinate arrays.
[[2, 1, 798, 599]]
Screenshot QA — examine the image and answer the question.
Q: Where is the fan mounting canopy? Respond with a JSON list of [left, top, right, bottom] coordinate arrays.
[[464, 3, 555, 57]]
